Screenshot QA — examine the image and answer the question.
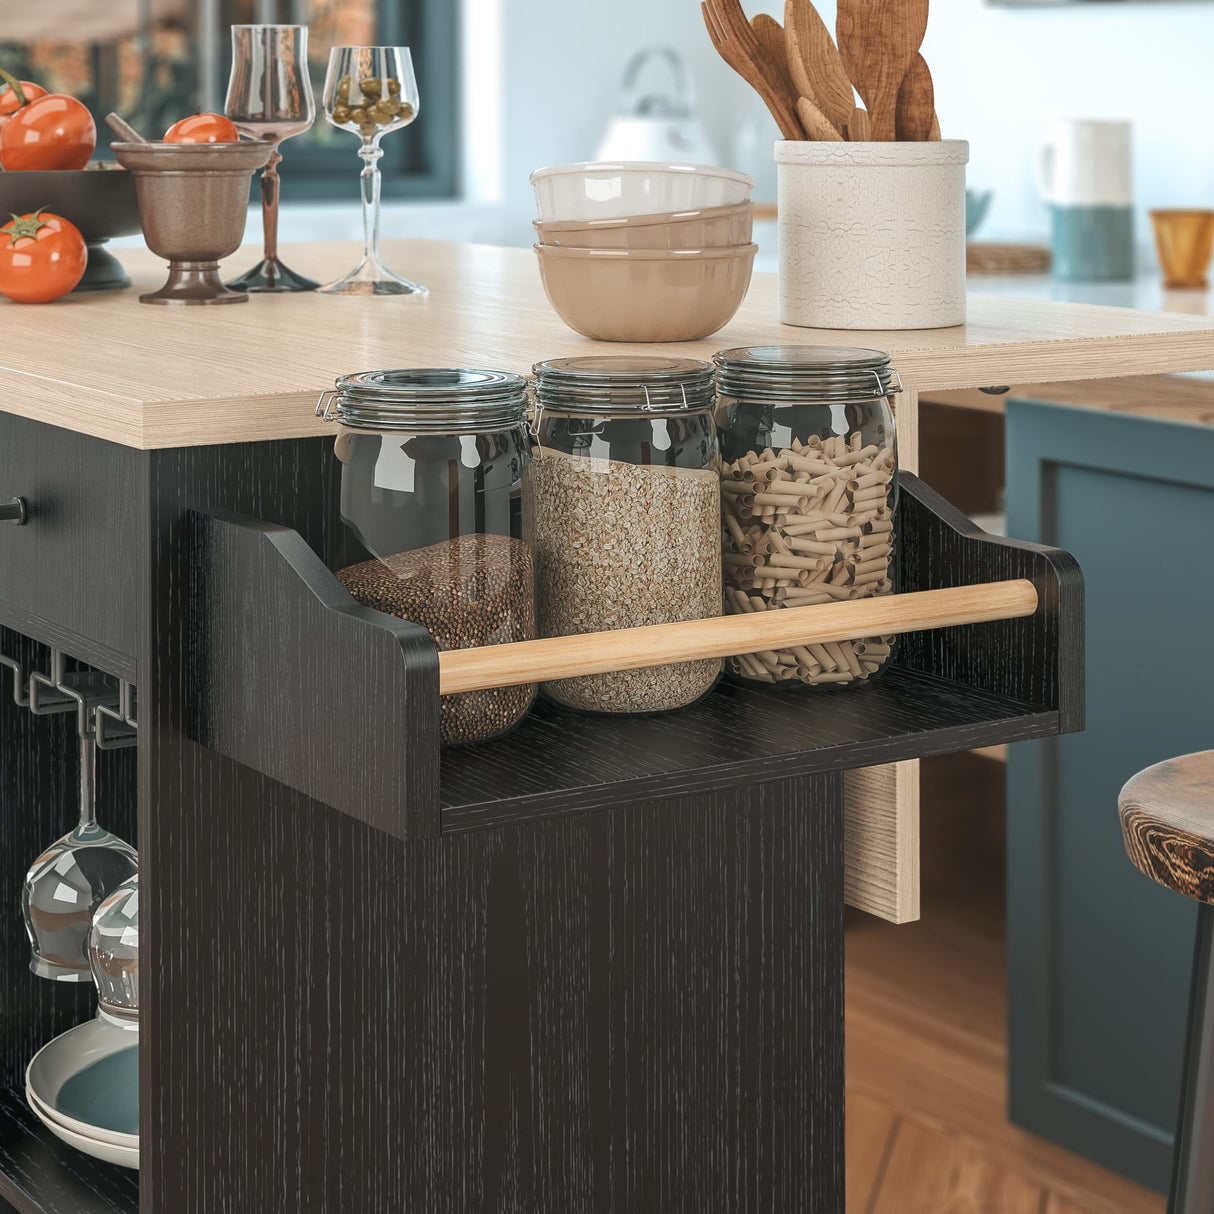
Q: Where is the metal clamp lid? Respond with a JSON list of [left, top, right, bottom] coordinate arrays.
[[714, 345, 902, 402], [315, 368, 531, 432], [532, 354, 716, 415]]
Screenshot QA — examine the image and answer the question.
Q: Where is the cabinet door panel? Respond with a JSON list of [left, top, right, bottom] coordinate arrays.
[[1007, 398, 1214, 1191]]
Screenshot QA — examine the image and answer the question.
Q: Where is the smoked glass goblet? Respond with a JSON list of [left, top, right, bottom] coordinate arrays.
[[318, 46, 427, 296], [225, 24, 319, 292]]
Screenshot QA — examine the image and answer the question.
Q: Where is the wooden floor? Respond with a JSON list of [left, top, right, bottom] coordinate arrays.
[[844, 889, 1167, 1214]]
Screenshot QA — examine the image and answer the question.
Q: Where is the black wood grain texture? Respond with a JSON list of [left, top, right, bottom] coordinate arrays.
[[0, 416, 142, 679], [186, 469, 1079, 835], [0, 628, 137, 1214], [897, 472, 1085, 732], [0, 1089, 137, 1214], [441, 670, 1056, 831], [144, 733, 842, 1213], [187, 509, 440, 842]]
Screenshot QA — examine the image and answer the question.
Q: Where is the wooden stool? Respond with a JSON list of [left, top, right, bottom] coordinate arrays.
[[1120, 751, 1214, 1214]]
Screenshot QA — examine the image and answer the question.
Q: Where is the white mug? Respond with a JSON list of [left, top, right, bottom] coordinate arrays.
[[1038, 120, 1133, 207]]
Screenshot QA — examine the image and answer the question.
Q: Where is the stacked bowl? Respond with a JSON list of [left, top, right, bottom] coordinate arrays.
[[531, 162, 757, 342]]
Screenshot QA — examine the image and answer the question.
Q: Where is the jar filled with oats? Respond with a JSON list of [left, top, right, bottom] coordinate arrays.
[[319, 369, 537, 746], [531, 355, 722, 714], [714, 346, 900, 688]]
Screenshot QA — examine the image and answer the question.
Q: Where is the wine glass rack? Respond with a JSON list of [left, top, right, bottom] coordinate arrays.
[[0, 646, 136, 750]]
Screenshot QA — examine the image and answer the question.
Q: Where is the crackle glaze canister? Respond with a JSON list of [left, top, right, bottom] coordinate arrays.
[[775, 139, 969, 330]]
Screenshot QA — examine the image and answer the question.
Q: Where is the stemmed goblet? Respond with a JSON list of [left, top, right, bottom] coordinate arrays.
[[225, 24, 319, 292], [22, 737, 138, 981], [319, 46, 427, 296]]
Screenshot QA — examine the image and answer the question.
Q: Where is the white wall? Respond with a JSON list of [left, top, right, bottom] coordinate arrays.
[[493, 0, 1214, 241]]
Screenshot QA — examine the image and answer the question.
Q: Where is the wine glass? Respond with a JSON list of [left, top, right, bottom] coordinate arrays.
[[224, 24, 319, 293], [318, 46, 427, 296], [22, 738, 138, 982]]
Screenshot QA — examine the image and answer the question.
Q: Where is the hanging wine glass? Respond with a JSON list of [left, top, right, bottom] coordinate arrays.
[[224, 24, 319, 293], [318, 46, 428, 296], [91, 873, 140, 1029], [23, 738, 138, 982]]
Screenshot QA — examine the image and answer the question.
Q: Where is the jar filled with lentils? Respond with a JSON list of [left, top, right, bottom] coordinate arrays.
[[320, 369, 536, 745], [531, 356, 722, 714], [714, 346, 900, 688]]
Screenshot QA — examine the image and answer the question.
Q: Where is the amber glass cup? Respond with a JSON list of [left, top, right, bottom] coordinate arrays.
[[1151, 210, 1214, 289]]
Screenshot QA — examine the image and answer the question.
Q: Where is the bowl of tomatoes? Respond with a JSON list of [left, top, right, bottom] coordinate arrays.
[[0, 69, 141, 292], [0, 162, 140, 291]]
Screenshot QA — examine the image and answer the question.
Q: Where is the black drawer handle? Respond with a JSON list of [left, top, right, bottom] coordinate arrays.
[[0, 498, 27, 526]]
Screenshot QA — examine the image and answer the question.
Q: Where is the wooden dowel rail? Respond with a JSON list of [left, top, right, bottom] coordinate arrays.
[[438, 579, 1039, 695]]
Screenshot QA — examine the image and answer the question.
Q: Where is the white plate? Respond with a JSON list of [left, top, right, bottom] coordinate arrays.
[[26, 1019, 139, 1150], [26, 1081, 138, 1170]]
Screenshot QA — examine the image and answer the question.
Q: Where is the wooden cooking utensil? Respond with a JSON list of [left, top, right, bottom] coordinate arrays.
[[836, 0, 930, 141], [751, 13, 810, 139], [895, 52, 935, 141], [702, 0, 804, 141], [784, 0, 855, 134], [846, 107, 871, 142], [929, 111, 941, 140], [796, 96, 844, 142]]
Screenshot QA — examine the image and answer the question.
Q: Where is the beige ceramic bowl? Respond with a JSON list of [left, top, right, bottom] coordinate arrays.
[[533, 202, 755, 251], [534, 243, 757, 342]]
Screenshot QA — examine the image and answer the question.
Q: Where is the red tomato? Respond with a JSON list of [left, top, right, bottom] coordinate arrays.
[[0, 95, 96, 170], [0, 73, 48, 133], [164, 113, 241, 144], [0, 212, 87, 303]]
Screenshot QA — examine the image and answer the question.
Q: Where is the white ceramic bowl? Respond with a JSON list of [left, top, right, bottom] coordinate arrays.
[[530, 161, 754, 222]]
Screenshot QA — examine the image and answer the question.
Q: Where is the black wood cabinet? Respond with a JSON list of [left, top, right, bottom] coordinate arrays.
[[0, 413, 1083, 1214]]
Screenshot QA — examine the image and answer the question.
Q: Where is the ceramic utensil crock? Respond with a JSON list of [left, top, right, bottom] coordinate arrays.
[[112, 141, 274, 305], [775, 139, 969, 329]]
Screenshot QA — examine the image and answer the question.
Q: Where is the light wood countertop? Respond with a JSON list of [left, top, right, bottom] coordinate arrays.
[[5, 239, 1214, 450]]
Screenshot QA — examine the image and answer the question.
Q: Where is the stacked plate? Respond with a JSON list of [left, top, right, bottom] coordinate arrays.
[[26, 1018, 139, 1169], [25, 872, 140, 1170], [530, 161, 758, 342]]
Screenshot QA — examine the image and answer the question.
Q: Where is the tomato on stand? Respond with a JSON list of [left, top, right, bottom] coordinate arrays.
[[0, 211, 88, 303], [164, 113, 241, 144]]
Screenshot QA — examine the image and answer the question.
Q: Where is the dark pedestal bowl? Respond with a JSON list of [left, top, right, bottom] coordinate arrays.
[[0, 162, 142, 291]]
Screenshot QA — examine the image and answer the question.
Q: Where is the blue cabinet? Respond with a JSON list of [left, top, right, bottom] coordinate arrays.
[[1006, 398, 1214, 1190]]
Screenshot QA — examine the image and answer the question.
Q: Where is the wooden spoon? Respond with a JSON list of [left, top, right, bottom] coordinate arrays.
[[797, 96, 844, 142], [751, 14, 811, 139], [846, 107, 871, 142], [784, 0, 855, 135], [836, 0, 929, 141], [702, 0, 804, 140], [895, 52, 935, 141]]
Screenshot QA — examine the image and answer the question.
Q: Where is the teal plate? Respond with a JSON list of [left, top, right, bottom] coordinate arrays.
[[56, 1046, 138, 1136], [26, 1018, 139, 1149]]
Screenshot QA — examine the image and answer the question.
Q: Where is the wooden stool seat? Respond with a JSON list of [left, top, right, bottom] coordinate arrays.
[[1119, 750, 1214, 1214], [1119, 751, 1214, 903]]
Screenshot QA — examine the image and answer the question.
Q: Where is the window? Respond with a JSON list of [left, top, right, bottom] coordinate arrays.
[[0, 0, 459, 200]]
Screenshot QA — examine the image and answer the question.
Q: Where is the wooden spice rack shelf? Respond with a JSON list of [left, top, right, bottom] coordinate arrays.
[[186, 473, 1083, 836]]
